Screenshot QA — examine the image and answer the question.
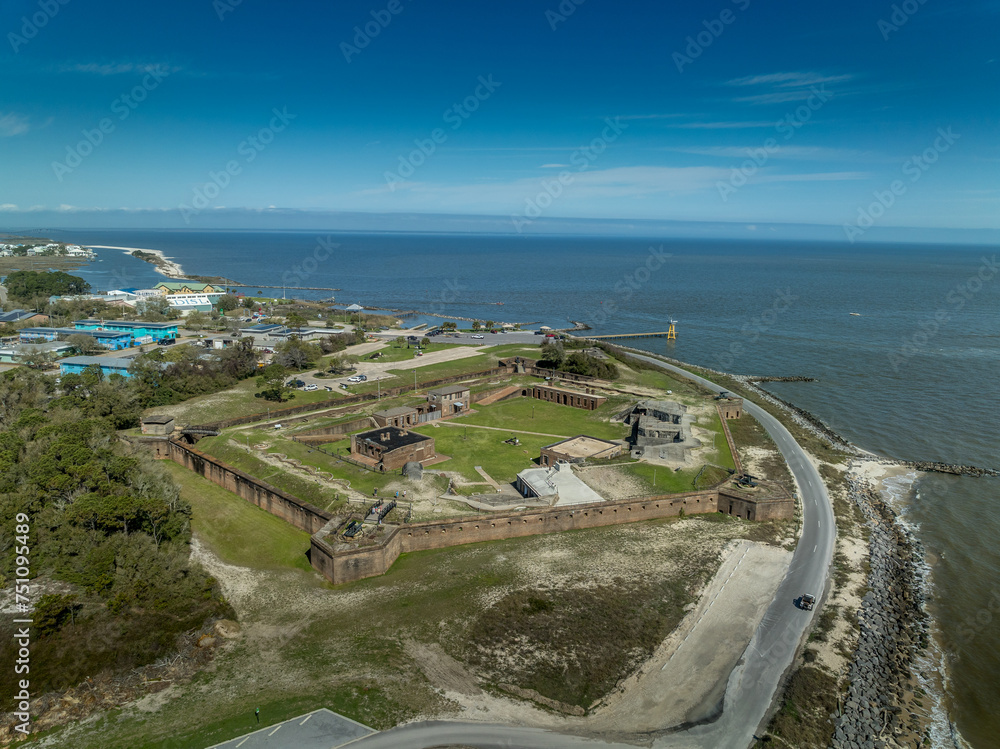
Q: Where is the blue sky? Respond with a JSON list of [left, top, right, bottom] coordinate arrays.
[[1, 0, 998, 237]]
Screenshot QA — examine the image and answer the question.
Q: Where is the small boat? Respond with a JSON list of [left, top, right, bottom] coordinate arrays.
[[850, 312, 861, 317]]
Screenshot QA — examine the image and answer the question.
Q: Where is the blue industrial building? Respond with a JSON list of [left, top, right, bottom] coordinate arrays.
[[59, 356, 134, 378], [73, 319, 178, 341], [19, 327, 133, 350]]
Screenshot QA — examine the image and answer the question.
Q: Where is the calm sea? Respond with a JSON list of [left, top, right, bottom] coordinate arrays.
[[50, 229, 1000, 747]]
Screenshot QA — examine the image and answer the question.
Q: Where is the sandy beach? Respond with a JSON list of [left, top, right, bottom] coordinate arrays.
[[85, 245, 188, 279]]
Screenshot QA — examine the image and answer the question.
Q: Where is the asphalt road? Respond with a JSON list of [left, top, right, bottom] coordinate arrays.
[[215, 356, 835, 749]]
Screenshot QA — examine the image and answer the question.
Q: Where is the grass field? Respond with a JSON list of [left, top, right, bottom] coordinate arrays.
[[164, 462, 314, 573], [385, 353, 495, 383], [194, 435, 345, 512], [353, 341, 460, 364], [144, 378, 345, 426], [412, 424, 551, 485], [479, 342, 543, 359], [454, 396, 631, 442]]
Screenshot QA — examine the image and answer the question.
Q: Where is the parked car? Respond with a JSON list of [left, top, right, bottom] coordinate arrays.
[[303, 384, 318, 391], [157, 338, 175, 346], [347, 374, 368, 383], [286, 379, 305, 388]]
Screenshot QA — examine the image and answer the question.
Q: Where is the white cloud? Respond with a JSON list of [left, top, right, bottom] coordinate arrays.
[[54, 62, 181, 76], [755, 171, 870, 183], [727, 72, 853, 89], [540, 163, 569, 168], [0, 203, 20, 211], [671, 121, 775, 130], [665, 145, 872, 161], [0, 113, 30, 137]]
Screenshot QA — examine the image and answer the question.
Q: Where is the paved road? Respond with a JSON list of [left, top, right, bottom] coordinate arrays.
[[340, 355, 836, 749], [206, 708, 374, 749]]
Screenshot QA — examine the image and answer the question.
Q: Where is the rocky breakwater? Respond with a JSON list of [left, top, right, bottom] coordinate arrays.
[[833, 474, 930, 748]]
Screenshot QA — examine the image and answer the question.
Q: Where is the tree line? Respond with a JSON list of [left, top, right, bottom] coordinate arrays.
[[0, 369, 232, 704]]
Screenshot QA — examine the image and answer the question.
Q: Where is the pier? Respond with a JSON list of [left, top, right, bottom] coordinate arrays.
[[586, 331, 676, 340]]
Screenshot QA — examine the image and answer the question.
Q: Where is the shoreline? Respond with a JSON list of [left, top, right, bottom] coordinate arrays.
[[85, 245, 188, 280], [596, 341, 972, 746]]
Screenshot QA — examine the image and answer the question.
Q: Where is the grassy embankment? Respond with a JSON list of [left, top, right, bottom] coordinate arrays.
[[164, 462, 313, 572], [144, 378, 346, 425]]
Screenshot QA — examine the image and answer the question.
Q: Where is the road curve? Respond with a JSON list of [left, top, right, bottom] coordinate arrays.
[[348, 356, 836, 749]]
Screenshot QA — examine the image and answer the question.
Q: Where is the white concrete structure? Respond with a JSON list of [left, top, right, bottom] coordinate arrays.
[[515, 461, 605, 506]]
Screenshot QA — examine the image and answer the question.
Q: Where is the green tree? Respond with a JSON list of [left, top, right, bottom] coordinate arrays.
[[420, 336, 430, 348], [472, 320, 481, 331], [3, 270, 90, 301], [256, 363, 290, 401], [485, 320, 494, 331], [285, 311, 307, 332], [66, 333, 102, 356], [217, 294, 239, 312], [539, 341, 565, 368], [17, 346, 55, 370], [274, 338, 320, 370], [184, 311, 209, 331], [394, 336, 405, 348]]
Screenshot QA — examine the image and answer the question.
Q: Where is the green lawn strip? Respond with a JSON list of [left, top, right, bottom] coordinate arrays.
[[413, 425, 550, 485], [144, 378, 345, 426], [194, 435, 338, 510], [700, 408, 737, 470], [357, 341, 461, 364], [384, 354, 495, 383], [613, 460, 714, 494], [454, 397, 631, 442], [163, 462, 313, 573], [479, 342, 543, 359], [608, 357, 705, 399]]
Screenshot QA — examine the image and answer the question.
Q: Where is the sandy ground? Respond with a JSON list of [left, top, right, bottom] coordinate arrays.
[[587, 540, 792, 731], [87, 245, 186, 278], [408, 538, 792, 736]]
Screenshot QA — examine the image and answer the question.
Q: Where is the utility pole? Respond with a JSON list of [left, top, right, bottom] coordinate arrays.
[[653, 467, 657, 488]]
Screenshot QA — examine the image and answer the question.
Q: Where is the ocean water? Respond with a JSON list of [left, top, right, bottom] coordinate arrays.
[[48, 229, 1000, 747]]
